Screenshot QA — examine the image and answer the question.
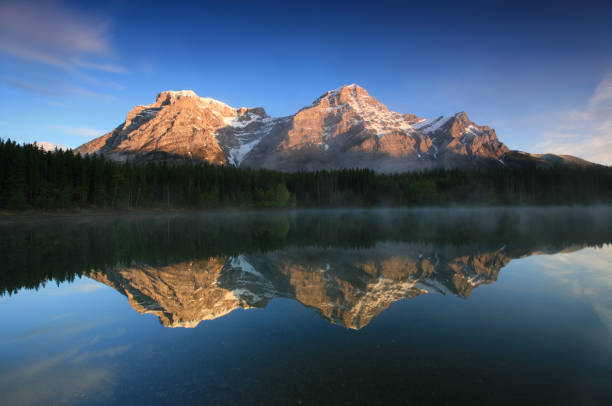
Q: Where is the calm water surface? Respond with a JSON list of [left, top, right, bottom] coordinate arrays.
[[1, 208, 612, 405]]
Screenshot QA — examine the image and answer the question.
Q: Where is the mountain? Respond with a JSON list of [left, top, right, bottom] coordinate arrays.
[[76, 85, 594, 172], [86, 242, 580, 329], [36, 141, 67, 151], [76, 89, 288, 166]]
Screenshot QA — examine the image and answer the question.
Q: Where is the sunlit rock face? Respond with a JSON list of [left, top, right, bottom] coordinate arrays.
[[77, 85, 590, 171], [87, 242, 521, 329], [76, 90, 289, 166], [244, 85, 509, 172]]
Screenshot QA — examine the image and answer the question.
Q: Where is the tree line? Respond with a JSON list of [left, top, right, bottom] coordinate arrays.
[[1, 138, 612, 210]]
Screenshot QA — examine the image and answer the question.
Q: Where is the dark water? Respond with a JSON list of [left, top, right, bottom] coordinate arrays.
[[1, 208, 612, 405]]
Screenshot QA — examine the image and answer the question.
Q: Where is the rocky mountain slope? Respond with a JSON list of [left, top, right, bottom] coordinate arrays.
[[76, 85, 594, 172]]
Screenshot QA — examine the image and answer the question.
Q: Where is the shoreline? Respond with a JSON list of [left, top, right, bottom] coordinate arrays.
[[2, 204, 612, 224]]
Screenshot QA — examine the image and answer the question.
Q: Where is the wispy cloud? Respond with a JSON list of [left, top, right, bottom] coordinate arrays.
[[0, 42, 73, 70], [66, 86, 118, 102], [1, 77, 118, 102], [42, 100, 68, 108], [534, 70, 612, 165], [0, 77, 58, 96], [589, 72, 612, 106], [0, 1, 127, 74], [50, 125, 105, 138], [72, 59, 129, 74]]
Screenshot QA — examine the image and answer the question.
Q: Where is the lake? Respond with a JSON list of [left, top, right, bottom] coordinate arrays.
[[1, 208, 612, 405]]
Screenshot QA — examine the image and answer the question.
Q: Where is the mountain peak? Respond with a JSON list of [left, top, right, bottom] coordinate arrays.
[[452, 111, 471, 123], [311, 83, 377, 109], [156, 89, 198, 103], [332, 83, 369, 98], [335, 83, 365, 91], [154, 90, 232, 110]]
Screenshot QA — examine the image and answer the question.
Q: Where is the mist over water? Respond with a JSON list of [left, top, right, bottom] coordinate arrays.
[[1, 208, 612, 404]]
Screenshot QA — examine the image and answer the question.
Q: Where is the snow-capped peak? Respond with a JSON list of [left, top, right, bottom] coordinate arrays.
[[330, 83, 361, 92], [315, 84, 369, 104], [307, 84, 420, 138], [164, 90, 198, 98], [155, 90, 233, 110]]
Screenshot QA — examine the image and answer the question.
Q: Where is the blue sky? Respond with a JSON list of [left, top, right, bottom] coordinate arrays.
[[1, 0, 611, 164]]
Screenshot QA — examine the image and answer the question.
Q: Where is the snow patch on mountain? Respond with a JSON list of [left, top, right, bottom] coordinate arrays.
[[196, 97, 233, 111], [463, 124, 481, 136], [221, 115, 285, 166], [228, 139, 261, 166], [412, 116, 451, 133], [230, 255, 262, 276], [165, 90, 199, 98], [227, 113, 274, 129]]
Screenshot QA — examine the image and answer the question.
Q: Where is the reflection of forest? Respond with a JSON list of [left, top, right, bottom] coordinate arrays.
[[2, 209, 611, 305]]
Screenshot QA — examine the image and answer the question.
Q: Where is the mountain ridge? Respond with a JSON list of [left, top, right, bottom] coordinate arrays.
[[76, 85, 596, 172]]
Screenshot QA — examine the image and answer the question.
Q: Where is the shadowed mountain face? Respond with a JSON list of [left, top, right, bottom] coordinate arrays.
[[76, 86, 595, 172]]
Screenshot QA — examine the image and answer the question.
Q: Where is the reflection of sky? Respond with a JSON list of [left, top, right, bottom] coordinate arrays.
[[0, 346, 116, 405], [0, 278, 127, 405], [529, 244, 612, 331], [2, 245, 612, 403]]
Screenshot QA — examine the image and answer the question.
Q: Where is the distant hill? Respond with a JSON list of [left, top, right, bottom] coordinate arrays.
[[35, 141, 67, 152]]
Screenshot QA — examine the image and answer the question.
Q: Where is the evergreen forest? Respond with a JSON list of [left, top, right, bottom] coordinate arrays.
[[2, 139, 612, 210]]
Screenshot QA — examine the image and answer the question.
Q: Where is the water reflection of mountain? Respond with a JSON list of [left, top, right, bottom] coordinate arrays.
[[2, 208, 611, 327], [88, 242, 586, 329]]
